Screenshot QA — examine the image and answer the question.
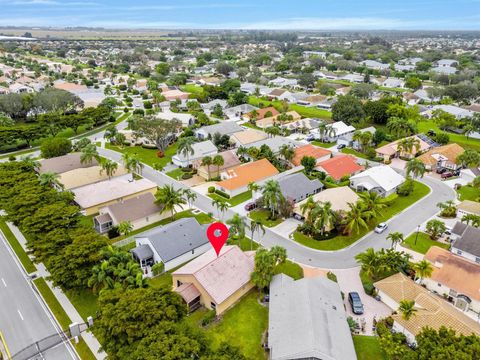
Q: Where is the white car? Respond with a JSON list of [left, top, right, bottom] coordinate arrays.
[[374, 223, 388, 233]]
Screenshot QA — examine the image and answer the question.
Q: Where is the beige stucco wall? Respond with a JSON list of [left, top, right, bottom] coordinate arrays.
[[172, 274, 254, 315]]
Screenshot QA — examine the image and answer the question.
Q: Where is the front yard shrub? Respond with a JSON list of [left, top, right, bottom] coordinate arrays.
[[397, 178, 414, 196], [182, 173, 193, 180], [201, 310, 216, 327], [215, 189, 231, 199], [151, 262, 165, 276], [208, 186, 215, 193]]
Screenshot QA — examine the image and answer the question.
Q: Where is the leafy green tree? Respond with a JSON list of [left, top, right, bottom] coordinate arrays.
[[135, 116, 181, 153], [211, 198, 229, 221], [387, 231, 404, 249], [413, 260, 433, 284], [343, 201, 371, 235], [358, 191, 387, 221], [226, 213, 248, 239], [99, 158, 118, 179], [300, 156, 316, 174], [38, 171, 63, 189], [155, 62, 170, 75], [249, 220, 265, 250], [331, 95, 365, 125], [405, 159, 426, 179], [437, 200, 457, 217], [155, 185, 186, 219], [80, 143, 99, 165], [121, 152, 143, 180], [261, 180, 285, 219], [312, 201, 338, 236], [425, 219, 446, 239], [117, 221, 133, 236], [398, 299, 417, 321], [457, 149, 480, 168], [212, 155, 224, 177], [201, 156, 212, 180], [40, 137, 72, 158], [405, 76, 422, 90], [177, 136, 196, 167], [251, 247, 286, 290]]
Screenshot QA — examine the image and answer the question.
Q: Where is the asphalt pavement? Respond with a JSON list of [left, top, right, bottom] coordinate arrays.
[[0, 233, 77, 360], [98, 147, 456, 269]]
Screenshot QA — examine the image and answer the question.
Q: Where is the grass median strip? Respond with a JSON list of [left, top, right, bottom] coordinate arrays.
[[33, 278, 97, 360], [0, 219, 36, 274]]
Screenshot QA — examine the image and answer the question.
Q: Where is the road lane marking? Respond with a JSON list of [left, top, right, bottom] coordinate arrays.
[[17, 309, 24, 321], [1, 278, 6, 287]]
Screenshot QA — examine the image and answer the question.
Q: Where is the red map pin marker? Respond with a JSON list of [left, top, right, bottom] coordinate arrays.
[[207, 222, 229, 257]]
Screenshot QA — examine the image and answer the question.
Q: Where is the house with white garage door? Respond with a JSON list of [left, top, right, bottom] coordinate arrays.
[[350, 165, 405, 197]]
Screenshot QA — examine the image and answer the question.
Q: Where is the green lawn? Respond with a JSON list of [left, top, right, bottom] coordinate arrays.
[[34, 278, 97, 360], [227, 236, 259, 251], [248, 209, 283, 227], [180, 84, 206, 96], [341, 148, 369, 160], [402, 232, 450, 254], [65, 288, 99, 321], [293, 181, 430, 251], [311, 141, 335, 148], [208, 190, 252, 207], [353, 335, 387, 360], [195, 292, 268, 360], [105, 142, 178, 168], [274, 260, 304, 280], [457, 185, 480, 201], [247, 96, 331, 120], [417, 120, 480, 152], [166, 168, 184, 180], [0, 219, 36, 273]]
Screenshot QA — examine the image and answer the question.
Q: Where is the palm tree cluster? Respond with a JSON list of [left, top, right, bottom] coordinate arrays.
[[299, 197, 338, 238], [355, 247, 411, 281], [461, 214, 480, 227], [88, 246, 147, 294], [241, 144, 294, 172], [154, 185, 188, 220], [121, 153, 144, 181], [201, 154, 224, 180]]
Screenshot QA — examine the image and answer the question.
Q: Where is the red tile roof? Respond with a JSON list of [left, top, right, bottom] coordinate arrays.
[[292, 144, 331, 166], [317, 155, 364, 181]]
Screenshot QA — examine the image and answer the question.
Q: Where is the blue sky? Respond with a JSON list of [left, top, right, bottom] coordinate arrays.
[[0, 0, 479, 30]]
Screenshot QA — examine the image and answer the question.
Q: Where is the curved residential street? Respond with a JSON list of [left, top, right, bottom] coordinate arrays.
[[97, 147, 456, 269]]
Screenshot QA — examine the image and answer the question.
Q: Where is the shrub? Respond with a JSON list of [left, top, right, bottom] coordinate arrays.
[[201, 310, 216, 327], [182, 173, 193, 180], [435, 132, 450, 145], [151, 262, 165, 276], [8, 155, 16, 161], [208, 186, 215, 193], [365, 147, 377, 159], [40, 137, 72, 159], [385, 159, 392, 165], [133, 109, 145, 116], [327, 271, 338, 283], [215, 189, 230, 199], [397, 178, 414, 196], [124, 107, 129, 113], [107, 226, 120, 239]]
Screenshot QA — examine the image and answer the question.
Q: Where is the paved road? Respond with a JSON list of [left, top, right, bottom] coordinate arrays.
[[98, 147, 456, 269], [0, 234, 77, 360]]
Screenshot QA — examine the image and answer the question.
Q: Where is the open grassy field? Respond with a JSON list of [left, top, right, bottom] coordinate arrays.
[[105, 142, 178, 168], [247, 96, 332, 120], [293, 181, 430, 250], [417, 120, 480, 152]]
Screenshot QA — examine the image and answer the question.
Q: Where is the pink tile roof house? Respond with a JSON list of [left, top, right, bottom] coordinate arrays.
[[172, 245, 255, 314]]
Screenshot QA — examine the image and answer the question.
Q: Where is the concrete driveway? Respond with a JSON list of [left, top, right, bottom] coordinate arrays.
[[334, 267, 392, 335], [270, 218, 301, 237]]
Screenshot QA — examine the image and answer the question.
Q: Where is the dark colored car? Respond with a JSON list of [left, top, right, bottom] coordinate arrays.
[[305, 134, 315, 142], [337, 144, 346, 149], [348, 292, 364, 315], [244, 202, 256, 211], [436, 168, 447, 174], [441, 172, 454, 179]]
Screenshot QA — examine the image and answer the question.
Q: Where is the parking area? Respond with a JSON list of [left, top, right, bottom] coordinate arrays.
[[270, 218, 301, 237]]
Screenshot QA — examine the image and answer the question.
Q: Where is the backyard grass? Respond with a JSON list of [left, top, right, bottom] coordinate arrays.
[[402, 232, 450, 254], [208, 190, 252, 207], [180, 84, 206, 96], [417, 120, 480, 152], [248, 209, 283, 227], [274, 260, 304, 280], [105, 142, 178, 168], [457, 185, 480, 201], [341, 147, 370, 159], [293, 181, 430, 250], [192, 291, 268, 360], [311, 140, 335, 148], [33, 278, 97, 360], [166, 168, 184, 180], [247, 96, 332, 120], [353, 335, 387, 360], [0, 219, 36, 273]]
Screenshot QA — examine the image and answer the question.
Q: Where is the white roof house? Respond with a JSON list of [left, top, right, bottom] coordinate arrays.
[[360, 60, 390, 70], [382, 78, 405, 88], [350, 165, 405, 197], [172, 140, 218, 167], [157, 111, 195, 127], [430, 105, 474, 119], [312, 121, 356, 142], [269, 77, 298, 87], [431, 66, 457, 75]]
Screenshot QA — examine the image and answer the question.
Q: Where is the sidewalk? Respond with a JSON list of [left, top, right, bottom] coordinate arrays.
[[6, 222, 105, 359]]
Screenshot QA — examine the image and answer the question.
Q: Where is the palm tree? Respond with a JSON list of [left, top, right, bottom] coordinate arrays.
[[261, 180, 285, 219], [313, 201, 338, 235], [39, 171, 63, 189], [226, 214, 248, 240], [212, 155, 224, 177], [279, 144, 295, 164], [355, 248, 380, 279], [464, 124, 474, 140], [343, 201, 371, 235], [405, 159, 426, 179], [211, 198, 229, 221], [413, 260, 433, 284], [80, 144, 99, 165], [117, 221, 133, 236], [398, 300, 417, 321], [122, 153, 143, 181], [177, 136, 196, 168], [397, 137, 420, 158], [437, 200, 457, 217], [300, 196, 317, 225], [183, 188, 197, 208], [155, 185, 186, 220], [358, 191, 386, 221], [104, 126, 118, 143], [99, 158, 118, 179], [461, 213, 480, 227], [21, 155, 40, 171], [250, 220, 265, 250], [88, 261, 115, 293], [201, 156, 213, 180], [236, 146, 248, 158], [387, 231, 404, 249], [247, 181, 260, 193]]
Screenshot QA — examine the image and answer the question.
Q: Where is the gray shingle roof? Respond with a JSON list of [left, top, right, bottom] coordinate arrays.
[[196, 121, 243, 138], [277, 173, 323, 202], [453, 226, 480, 257], [135, 217, 210, 262], [131, 244, 154, 261], [268, 274, 357, 360]]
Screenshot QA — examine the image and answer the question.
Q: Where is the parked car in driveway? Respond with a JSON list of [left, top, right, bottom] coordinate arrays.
[[374, 223, 388, 233], [244, 202, 257, 211], [348, 292, 364, 315], [337, 144, 346, 149], [441, 172, 454, 180], [305, 134, 315, 141]]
